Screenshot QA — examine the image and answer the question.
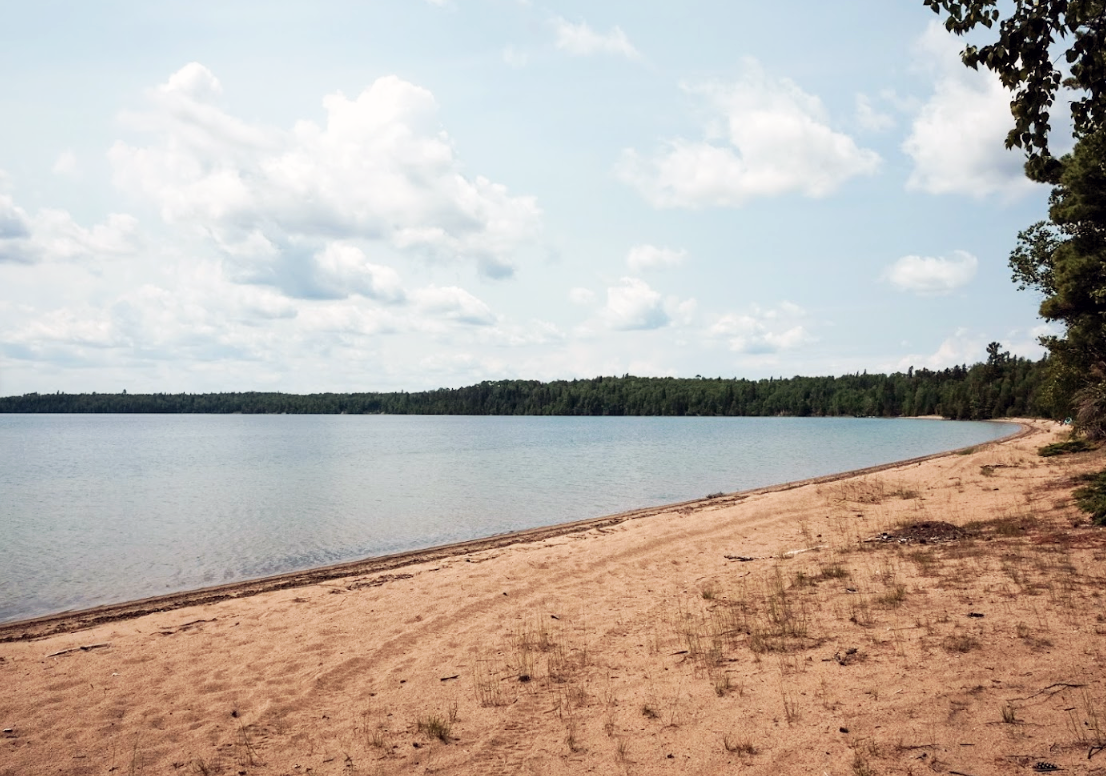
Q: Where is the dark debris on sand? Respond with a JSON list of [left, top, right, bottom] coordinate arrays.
[[867, 521, 967, 545]]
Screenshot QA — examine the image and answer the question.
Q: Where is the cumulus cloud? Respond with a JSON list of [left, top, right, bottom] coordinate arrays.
[[296, 301, 397, 337], [895, 328, 986, 370], [626, 244, 686, 271], [0, 196, 31, 242], [619, 60, 880, 208], [1, 261, 511, 382], [601, 277, 669, 330], [550, 17, 640, 59], [883, 250, 978, 295], [708, 301, 812, 354], [4, 278, 271, 364], [109, 63, 541, 287], [1003, 323, 1056, 360], [0, 193, 139, 265], [903, 23, 1039, 198], [412, 285, 497, 326], [312, 243, 406, 302]]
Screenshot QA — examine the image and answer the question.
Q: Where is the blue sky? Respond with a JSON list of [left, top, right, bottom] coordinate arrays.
[[0, 1, 1064, 395]]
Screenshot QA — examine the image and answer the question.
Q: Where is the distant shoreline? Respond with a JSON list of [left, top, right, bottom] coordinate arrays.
[[0, 362, 1049, 420]]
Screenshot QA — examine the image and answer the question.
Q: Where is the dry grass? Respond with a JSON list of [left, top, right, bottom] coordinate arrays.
[[722, 736, 757, 755], [416, 710, 454, 743]]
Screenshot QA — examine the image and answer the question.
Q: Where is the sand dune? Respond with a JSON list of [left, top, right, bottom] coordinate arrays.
[[2, 418, 1104, 776]]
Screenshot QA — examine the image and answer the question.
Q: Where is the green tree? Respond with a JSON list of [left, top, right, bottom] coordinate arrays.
[[1010, 129, 1106, 432], [922, 0, 1106, 179]]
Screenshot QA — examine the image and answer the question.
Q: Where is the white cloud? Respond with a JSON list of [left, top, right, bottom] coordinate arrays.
[[708, 302, 813, 354], [109, 63, 541, 288], [550, 17, 640, 59], [0, 256, 516, 381], [3, 275, 282, 364], [311, 243, 405, 302], [601, 277, 668, 330], [479, 319, 566, 348], [412, 285, 497, 326], [883, 249, 978, 295], [296, 300, 397, 337], [855, 94, 894, 132], [0, 195, 31, 242], [619, 60, 880, 208], [52, 150, 78, 176], [1004, 323, 1055, 361], [903, 23, 1038, 198], [0, 192, 139, 265], [626, 244, 686, 271], [895, 327, 986, 370]]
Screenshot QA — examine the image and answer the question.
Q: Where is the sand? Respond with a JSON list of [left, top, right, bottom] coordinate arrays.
[[2, 418, 1104, 776]]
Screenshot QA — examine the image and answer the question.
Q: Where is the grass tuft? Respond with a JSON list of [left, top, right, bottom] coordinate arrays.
[[942, 633, 980, 653], [818, 563, 850, 580], [417, 714, 452, 743], [876, 584, 907, 608], [723, 736, 757, 755]]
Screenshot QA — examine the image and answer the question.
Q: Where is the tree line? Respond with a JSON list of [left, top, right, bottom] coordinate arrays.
[[0, 348, 1051, 420]]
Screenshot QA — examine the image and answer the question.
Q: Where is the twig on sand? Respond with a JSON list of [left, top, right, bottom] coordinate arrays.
[[1010, 682, 1087, 702], [46, 643, 110, 657]]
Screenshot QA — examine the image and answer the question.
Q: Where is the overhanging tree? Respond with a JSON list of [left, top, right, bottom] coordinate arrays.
[[926, 0, 1106, 435], [922, 0, 1106, 181], [1010, 129, 1106, 433]]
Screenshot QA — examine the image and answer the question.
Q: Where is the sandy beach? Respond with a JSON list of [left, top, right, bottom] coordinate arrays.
[[3, 418, 1104, 775]]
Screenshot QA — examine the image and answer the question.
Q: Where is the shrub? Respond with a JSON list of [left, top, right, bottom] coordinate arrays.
[[1039, 437, 1096, 456], [1074, 468, 1106, 525]]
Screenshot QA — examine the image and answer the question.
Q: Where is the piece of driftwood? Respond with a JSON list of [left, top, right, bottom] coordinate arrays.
[[47, 643, 110, 657]]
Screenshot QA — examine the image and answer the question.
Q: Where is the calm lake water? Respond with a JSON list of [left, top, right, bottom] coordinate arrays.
[[0, 415, 1014, 623]]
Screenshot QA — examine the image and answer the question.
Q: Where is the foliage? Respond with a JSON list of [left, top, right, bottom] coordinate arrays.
[[1010, 130, 1106, 432], [1073, 468, 1106, 524], [0, 350, 1048, 419], [1039, 437, 1097, 456], [923, 0, 1106, 176]]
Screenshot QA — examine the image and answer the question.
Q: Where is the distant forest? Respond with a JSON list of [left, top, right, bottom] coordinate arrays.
[[0, 347, 1053, 420]]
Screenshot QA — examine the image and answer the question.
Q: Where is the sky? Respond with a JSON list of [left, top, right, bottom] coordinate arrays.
[[0, 0, 1069, 396]]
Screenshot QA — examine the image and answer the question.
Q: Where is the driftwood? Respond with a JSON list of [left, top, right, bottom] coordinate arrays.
[[46, 643, 110, 657]]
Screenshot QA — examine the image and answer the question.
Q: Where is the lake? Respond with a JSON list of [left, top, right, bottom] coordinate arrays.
[[0, 414, 1014, 623]]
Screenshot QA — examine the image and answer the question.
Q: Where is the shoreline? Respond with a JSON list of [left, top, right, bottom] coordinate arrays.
[[0, 419, 1029, 642], [4, 417, 1103, 776]]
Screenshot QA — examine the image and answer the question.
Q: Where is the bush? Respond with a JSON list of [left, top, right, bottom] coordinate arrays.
[[1073, 468, 1106, 525], [1039, 437, 1097, 456]]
